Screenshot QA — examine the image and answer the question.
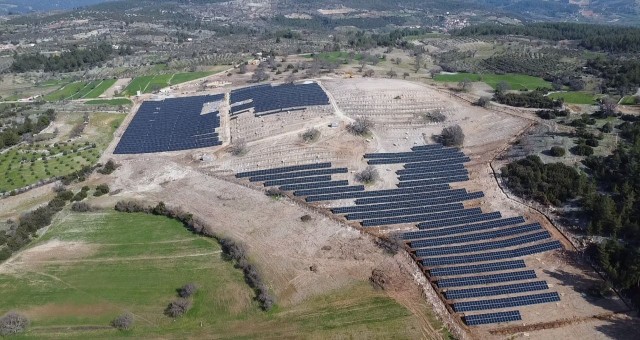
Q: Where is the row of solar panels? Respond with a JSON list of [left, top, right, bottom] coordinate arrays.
[[445, 281, 549, 300], [422, 241, 562, 267], [236, 162, 331, 178], [411, 223, 543, 248], [453, 292, 561, 312], [437, 270, 537, 288], [396, 162, 466, 175], [305, 184, 452, 203], [397, 175, 470, 188], [404, 216, 527, 240], [364, 147, 460, 159], [464, 310, 522, 326], [229, 83, 329, 115], [330, 192, 485, 214], [415, 231, 552, 257], [368, 153, 468, 165]]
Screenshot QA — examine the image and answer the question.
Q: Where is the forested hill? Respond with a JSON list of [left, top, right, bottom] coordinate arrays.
[[456, 23, 640, 53], [0, 0, 110, 14]]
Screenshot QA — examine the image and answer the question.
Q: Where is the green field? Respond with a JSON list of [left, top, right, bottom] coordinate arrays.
[[548, 91, 602, 105], [433, 72, 551, 90], [122, 72, 214, 96], [84, 98, 132, 106], [0, 212, 434, 338], [621, 95, 638, 105], [44, 80, 117, 101]]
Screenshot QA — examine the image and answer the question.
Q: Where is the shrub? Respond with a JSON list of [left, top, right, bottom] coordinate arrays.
[[228, 139, 247, 156], [601, 122, 613, 133], [301, 128, 320, 143], [355, 166, 379, 184], [98, 159, 117, 175], [476, 96, 491, 107], [178, 283, 198, 298], [110, 313, 134, 331], [300, 214, 312, 222], [71, 202, 94, 212], [0, 312, 30, 336], [549, 146, 566, 157], [439, 125, 465, 147], [346, 117, 373, 136], [71, 190, 88, 202], [114, 200, 149, 213], [164, 298, 192, 318], [423, 110, 446, 123], [571, 144, 594, 156], [56, 190, 74, 201], [586, 138, 599, 147], [265, 188, 284, 199], [94, 184, 110, 196]]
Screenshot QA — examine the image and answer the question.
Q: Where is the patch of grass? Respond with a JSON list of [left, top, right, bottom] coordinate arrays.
[[433, 72, 551, 90], [169, 72, 214, 85], [0, 212, 437, 338], [83, 79, 117, 99], [43, 82, 87, 101], [84, 98, 132, 106], [548, 91, 602, 105], [620, 95, 638, 105]]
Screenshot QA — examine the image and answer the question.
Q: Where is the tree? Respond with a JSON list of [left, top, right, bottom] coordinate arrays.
[[549, 146, 566, 157], [238, 63, 248, 74], [476, 96, 491, 107], [228, 139, 247, 156], [495, 81, 510, 94], [599, 97, 618, 117], [363, 69, 375, 77], [386, 69, 397, 78], [402, 72, 410, 80], [164, 298, 192, 318], [178, 283, 198, 298], [301, 128, 320, 143], [601, 122, 613, 133], [355, 166, 379, 184], [413, 53, 423, 73], [394, 58, 402, 65], [439, 125, 465, 147], [0, 312, 29, 336], [347, 117, 373, 136], [458, 78, 472, 92], [111, 313, 134, 331], [251, 67, 269, 83]]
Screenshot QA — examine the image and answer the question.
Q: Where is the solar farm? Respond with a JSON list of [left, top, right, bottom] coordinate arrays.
[[106, 77, 632, 339], [234, 144, 565, 327]]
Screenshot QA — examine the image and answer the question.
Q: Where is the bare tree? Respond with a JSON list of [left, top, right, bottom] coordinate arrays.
[[355, 166, 379, 184], [178, 283, 198, 298], [394, 57, 402, 65], [599, 97, 618, 117], [347, 117, 373, 136], [301, 127, 320, 143], [0, 312, 29, 336], [363, 69, 375, 77], [228, 138, 247, 156], [386, 69, 397, 79], [111, 313, 134, 331], [164, 299, 192, 318]]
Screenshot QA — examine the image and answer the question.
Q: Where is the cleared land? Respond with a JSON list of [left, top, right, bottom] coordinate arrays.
[[84, 98, 132, 106], [121, 72, 214, 96], [0, 211, 431, 339], [434, 73, 551, 90], [548, 91, 602, 105]]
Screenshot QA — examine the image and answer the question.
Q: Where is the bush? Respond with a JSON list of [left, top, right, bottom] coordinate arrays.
[[0, 312, 30, 336], [178, 283, 198, 298], [265, 188, 284, 199], [549, 146, 566, 157], [164, 298, 192, 318], [300, 214, 312, 222], [110, 313, 134, 331], [423, 110, 446, 123], [71, 202, 94, 212], [98, 159, 117, 175], [114, 200, 149, 213], [476, 96, 491, 107], [56, 190, 74, 201], [354, 166, 379, 184], [228, 139, 247, 156], [347, 117, 373, 136], [571, 144, 594, 156], [601, 122, 613, 133], [71, 190, 88, 202], [94, 184, 110, 196], [585, 138, 599, 147], [439, 125, 465, 147], [301, 128, 320, 143]]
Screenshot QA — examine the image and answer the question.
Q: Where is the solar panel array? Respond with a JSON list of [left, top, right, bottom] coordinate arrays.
[[464, 311, 522, 326], [115, 95, 223, 154], [229, 82, 329, 116], [235, 144, 565, 326]]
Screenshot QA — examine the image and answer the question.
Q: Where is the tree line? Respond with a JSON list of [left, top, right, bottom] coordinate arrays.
[[456, 22, 640, 53], [0, 109, 56, 149], [10, 43, 128, 73]]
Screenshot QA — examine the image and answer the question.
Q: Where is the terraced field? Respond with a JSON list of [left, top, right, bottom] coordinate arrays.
[[434, 73, 551, 90], [44, 79, 117, 101], [121, 72, 213, 96]]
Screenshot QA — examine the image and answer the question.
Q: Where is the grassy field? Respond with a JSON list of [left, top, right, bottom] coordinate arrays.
[[121, 72, 214, 96], [84, 98, 132, 106], [0, 212, 434, 338], [433, 72, 551, 90], [44, 80, 117, 101], [621, 95, 638, 105], [548, 91, 602, 105], [0, 113, 123, 193]]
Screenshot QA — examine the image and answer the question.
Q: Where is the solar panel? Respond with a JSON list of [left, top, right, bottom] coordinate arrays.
[[405, 216, 526, 239], [397, 163, 466, 175], [437, 270, 537, 288], [264, 175, 332, 187], [364, 148, 461, 159], [429, 260, 527, 277], [294, 185, 365, 197], [453, 292, 561, 312], [411, 223, 542, 248], [412, 144, 445, 151], [464, 311, 522, 326], [445, 281, 549, 300], [422, 241, 562, 267], [306, 184, 452, 203], [415, 231, 551, 257], [402, 156, 471, 169], [249, 167, 348, 182], [399, 169, 469, 182], [417, 212, 503, 230], [229, 83, 329, 115], [236, 162, 332, 178], [345, 203, 464, 221], [368, 152, 467, 165], [397, 175, 470, 188], [361, 208, 483, 227], [332, 192, 484, 214], [354, 188, 464, 205], [280, 180, 349, 191]]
